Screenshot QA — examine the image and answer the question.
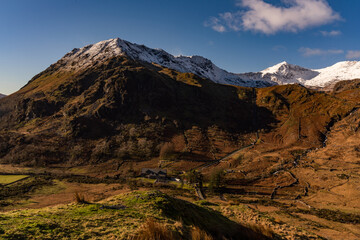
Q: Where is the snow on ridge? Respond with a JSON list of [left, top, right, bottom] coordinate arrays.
[[306, 61, 360, 87], [241, 60, 360, 87], [56, 38, 271, 88], [57, 38, 360, 88]]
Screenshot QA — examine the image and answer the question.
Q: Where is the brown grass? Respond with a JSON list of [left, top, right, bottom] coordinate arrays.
[[133, 219, 215, 240], [190, 226, 213, 240], [248, 223, 275, 239], [133, 218, 176, 240], [74, 192, 88, 204]]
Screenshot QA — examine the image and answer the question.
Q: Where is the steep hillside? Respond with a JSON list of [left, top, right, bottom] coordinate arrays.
[[0, 55, 276, 165]]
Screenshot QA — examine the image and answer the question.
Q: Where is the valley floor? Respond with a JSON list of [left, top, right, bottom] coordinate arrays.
[[0, 162, 359, 240]]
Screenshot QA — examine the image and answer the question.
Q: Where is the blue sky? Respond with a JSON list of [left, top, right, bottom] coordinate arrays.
[[1, 0, 360, 94]]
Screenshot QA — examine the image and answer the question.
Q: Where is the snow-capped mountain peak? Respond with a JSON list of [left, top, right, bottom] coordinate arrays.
[[57, 38, 272, 87], [305, 61, 360, 87], [261, 61, 290, 74], [56, 38, 360, 89]]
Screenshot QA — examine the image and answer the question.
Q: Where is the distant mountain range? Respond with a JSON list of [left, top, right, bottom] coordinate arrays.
[[60, 38, 360, 88], [0, 94, 6, 99]]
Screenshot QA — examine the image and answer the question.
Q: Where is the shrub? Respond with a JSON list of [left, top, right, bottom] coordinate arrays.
[[74, 192, 88, 204], [185, 170, 203, 187], [208, 169, 225, 193]]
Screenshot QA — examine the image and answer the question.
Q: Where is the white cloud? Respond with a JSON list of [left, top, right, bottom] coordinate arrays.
[[204, 17, 226, 33], [346, 51, 360, 59], [207, 0, 341, 34], [299, 47, 344, 57], [320, 30, 342, 36]]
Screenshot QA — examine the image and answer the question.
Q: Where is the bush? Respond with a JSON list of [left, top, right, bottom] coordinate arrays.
[[74, 192, 88, 204], [208, 169, 225, 193], [185, 170, 203, 187]]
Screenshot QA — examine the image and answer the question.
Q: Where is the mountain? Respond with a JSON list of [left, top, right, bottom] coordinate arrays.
[[0, 37, 356, 166], [13, 37, 357, 89], [57, 38, 272, 88], [239, 61, 319, 86], [305, 61, 360, 87], [244, 61, 360, 88], [0, 94, 5, 99], [54, 38, 360, 88], [0, 47, 274, 165]]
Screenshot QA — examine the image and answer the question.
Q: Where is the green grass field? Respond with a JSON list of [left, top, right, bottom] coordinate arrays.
[[0, 175, 29, 185]]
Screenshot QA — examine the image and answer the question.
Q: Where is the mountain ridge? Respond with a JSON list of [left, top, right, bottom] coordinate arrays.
[[50, 37, 360, 89], [56, 38, 271, 88]]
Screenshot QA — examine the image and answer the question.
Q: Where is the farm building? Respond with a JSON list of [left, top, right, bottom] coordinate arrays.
[[141, 168, 167, 180]]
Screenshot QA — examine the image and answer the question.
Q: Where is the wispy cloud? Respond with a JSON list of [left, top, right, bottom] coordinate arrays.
[[206, 0, 341, 35], [346, 51, 360, 59], [320, 30, 342, 36], [204, 17, 226, 33], [299, 47, 344, 57]]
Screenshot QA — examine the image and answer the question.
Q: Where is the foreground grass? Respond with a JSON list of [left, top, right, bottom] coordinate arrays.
[[0, 175, 28, 185], [0, 190, 268, 240]]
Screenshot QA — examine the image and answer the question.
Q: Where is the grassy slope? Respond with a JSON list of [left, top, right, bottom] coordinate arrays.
[[0, 191, 269, 240], [0, 175, 28, 185]]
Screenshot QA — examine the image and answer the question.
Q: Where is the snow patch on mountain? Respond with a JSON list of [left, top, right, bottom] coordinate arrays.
[[58, 38, 360, 88], [306, 61, 360, 87]]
